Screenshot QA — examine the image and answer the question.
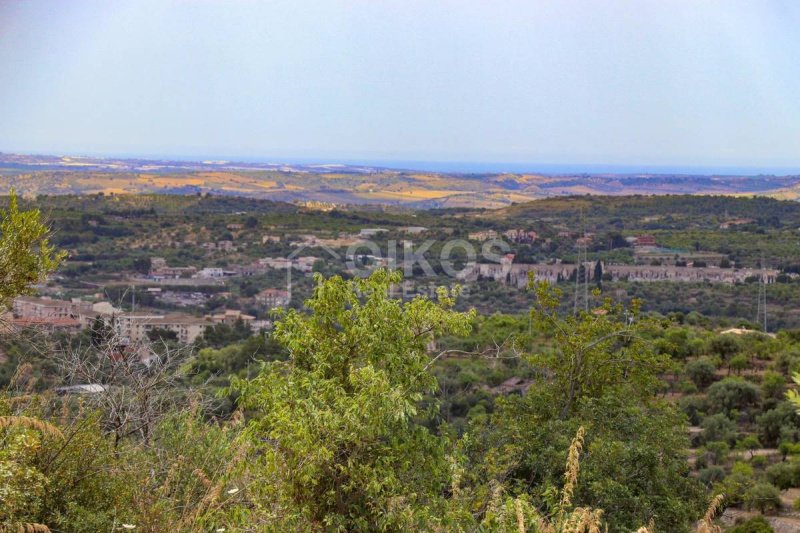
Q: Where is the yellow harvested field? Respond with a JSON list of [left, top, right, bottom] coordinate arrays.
[[407, 173, 460, 187], [360, 189, 466, 200], [497, 192, 541, 203], [550, 185, 602, 195], [146, 176, 206, 186]]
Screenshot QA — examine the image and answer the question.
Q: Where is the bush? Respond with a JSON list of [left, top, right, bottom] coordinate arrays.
[[757, 402, 800, 447], [761, 372, 786, 402], [705, 440, 731, 464], [698, 466, 726, 487], [685, 357, 717, 389], [743, 482, 782, 513], [736, 434, 761, 458], [680, 395, 709, 426], [765, 461, 800, 490], [677, 379, 698, 394], [728, 515, 774, 533], [701, 413, 738, 445], [716, 470, 754, 507], [751, 455, 769, 469]]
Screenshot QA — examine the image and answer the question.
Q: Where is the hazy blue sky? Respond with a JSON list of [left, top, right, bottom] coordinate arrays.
[[1, 0, 799, 170]]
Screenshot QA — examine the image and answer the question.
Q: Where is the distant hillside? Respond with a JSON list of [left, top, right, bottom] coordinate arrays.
[[2, 152, 800, 208]]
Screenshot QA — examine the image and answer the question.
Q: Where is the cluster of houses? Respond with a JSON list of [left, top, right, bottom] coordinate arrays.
[[5, 293, 290, 345], [467, 229, 538, 243], [148, 255, 320, 281]]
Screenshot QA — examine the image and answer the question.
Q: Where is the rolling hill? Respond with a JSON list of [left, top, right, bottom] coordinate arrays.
[[2, 152, 800, 208]]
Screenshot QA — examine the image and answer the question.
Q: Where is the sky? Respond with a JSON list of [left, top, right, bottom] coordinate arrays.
[[1, 0, 800, 172]]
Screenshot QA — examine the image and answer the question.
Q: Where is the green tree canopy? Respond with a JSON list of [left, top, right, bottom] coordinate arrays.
[[0, 192, 64, 310], [233, 270, 474, 530]]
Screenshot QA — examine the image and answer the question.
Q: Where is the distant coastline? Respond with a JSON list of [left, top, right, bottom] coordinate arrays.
[[2, 149, 799, 177]]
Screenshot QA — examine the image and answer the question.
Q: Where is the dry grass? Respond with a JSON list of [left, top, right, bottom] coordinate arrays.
[[694, 494, 724, 533], [0, 416, 63, 439], [0, 524, 52, 533], [561, 426, 585, 508]]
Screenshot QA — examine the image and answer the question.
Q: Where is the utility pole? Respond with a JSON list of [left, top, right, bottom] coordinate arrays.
[[573, 210, 589, 315], [756, 254, 767, 332]]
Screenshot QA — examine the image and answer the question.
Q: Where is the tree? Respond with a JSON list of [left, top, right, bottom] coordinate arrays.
[[132, 257, 151, 275], [758, 402, 800, 447], [232, 270, 474, 530], [709, 335, 741, 361], [460, 278, 703, 533], [729, 354, 749, 375], [706, 378, 761, 418], [765, 461, 800, 490], [0, 192, 69, 532], [146, 327, 178, 343], [786, 372, 800, 414], [761, 371, 786, 403], [736, 435, 761, 459], [717, 463, 756, 508], [686, 357, 717, 389], [0, 191, 64, 310], [705, 440, 731, 464], [198, 319, 253, 348], [57, 331, 193, 446], [701, 413, 738, 445], [526, 277, 669, 418], [743, 482, 781, 513]]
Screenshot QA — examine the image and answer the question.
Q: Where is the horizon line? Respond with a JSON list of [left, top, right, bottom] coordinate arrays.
[[3, 148, 800, 177]]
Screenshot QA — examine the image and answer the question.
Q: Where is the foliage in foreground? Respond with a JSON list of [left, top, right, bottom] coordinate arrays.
[[0, 194, 732, 532]]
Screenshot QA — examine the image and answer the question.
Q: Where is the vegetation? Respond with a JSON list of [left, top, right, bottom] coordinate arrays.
[[10, 193, 800, 530], [0, 191, 64, 310]]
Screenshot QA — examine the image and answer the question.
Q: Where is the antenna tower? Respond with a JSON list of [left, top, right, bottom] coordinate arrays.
[[756, 253, 767, 332], [573, 210, 589, 315]]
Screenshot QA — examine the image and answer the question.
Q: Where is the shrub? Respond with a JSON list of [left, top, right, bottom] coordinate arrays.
[[678, 379, 699, 395], [765, 461, 800, 490], [698, 466, 726, 487], [701, 413, 738, 445], [680, 395, 709, 426], [685, 357, 717, 389], [743, 482, 782, 513], [705, 440, 731, 464], [728, 515, 774, 533], [757, 402, 800, 447], [716, 471, 753, 507], [736, 434, 761, 458], [761, 372, 786, 402]]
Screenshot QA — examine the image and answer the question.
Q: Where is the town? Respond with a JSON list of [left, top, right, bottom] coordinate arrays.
[[4, 193, 791, 354]]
